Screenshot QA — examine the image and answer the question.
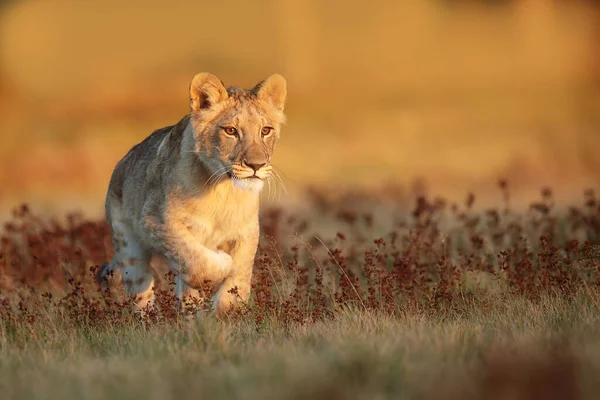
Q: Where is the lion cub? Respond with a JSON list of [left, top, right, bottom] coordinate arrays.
[[97, 72, 287, 317]]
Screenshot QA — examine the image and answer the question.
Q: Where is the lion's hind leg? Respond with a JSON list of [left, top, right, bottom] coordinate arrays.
[[96, 258, 119, 291], [106, 220, 156, 316]]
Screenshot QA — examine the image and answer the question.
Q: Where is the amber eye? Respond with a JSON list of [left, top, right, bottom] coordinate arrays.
[[261, 126, 273, 137], [223, 127, 238, 137]]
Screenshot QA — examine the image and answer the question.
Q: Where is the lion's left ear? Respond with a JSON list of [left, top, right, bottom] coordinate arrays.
[[252, 73, 287, 111]]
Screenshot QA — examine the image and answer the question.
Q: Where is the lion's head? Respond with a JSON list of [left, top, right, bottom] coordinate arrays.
[[188, 72, 287, 192]]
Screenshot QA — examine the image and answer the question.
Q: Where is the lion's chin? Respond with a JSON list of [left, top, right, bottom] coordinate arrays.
[[231, 177, 265, 192]]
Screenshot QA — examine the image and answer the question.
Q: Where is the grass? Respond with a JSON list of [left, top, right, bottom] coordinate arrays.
[[2, 298, 600, 400], [0, 183, 599, 399]]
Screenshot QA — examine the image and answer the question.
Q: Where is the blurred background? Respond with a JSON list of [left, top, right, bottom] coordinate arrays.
[[0, 0, 599, 219]]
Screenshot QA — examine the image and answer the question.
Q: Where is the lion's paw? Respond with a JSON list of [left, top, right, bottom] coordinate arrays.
[[213, 250, 233, 275]]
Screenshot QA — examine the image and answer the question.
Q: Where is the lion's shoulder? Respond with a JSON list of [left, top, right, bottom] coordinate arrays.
[[130, 114, 190, 164], [108, 115, 191, 202]]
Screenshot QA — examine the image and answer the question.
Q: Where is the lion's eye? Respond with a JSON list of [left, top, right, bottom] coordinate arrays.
[[261, 126, 273, 137], [223, 127, 238, 137]]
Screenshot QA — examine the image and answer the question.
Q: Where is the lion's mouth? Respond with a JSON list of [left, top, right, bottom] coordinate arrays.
[[230, 172, 263, 180], [230, 172, 267, 192]]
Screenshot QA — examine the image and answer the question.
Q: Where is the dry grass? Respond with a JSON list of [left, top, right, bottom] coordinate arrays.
[[2, 300, 600, 400], [1, 184, 599, 399]]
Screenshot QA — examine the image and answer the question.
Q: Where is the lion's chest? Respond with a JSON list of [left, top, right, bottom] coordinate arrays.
[[174, 188, 259, 249]]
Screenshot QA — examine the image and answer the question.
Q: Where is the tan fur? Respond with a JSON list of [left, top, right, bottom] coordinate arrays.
[[97, 72, 287, 318]]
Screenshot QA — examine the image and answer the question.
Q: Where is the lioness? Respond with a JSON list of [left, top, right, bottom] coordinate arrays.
[[97, 72, 287, 317]]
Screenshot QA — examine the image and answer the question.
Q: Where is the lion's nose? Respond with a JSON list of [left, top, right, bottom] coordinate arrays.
[[243, 161, 266, 172]]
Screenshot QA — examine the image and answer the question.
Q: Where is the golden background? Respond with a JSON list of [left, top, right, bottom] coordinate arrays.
[[0, 0, 599, 218]]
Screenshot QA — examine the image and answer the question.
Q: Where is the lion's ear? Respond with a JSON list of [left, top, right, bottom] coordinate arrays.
[[252, 73, 287, 112], [189, 73, 229, 112]]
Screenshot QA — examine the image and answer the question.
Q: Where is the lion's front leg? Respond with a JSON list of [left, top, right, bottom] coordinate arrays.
[[171, 259, 205, 318], [211, 230, 259, 317], [148, 218, 233, 286]]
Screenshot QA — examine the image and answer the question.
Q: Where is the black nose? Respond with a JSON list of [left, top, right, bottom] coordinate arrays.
[[244, 161, 266, 172]]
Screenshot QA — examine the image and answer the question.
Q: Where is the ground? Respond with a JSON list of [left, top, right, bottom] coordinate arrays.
[[0, 185, 599, 399]]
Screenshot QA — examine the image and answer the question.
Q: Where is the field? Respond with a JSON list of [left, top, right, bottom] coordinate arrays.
[[1, 184, 599, 399]]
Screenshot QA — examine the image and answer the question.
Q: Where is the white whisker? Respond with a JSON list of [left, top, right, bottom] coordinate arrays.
[[265, 177, 272, 202], [269, 176, 277, 202], [205, 170, 223, 187], [265, 176, 277, 202], [272, 168, 289, 196], [205, 166, 230, 187]]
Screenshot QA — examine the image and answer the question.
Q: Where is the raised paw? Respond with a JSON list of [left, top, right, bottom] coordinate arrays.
[[213, 250, 233, 274]]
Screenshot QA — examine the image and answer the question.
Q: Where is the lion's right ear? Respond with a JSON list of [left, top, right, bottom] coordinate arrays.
[[189, 73, 229, 112]]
